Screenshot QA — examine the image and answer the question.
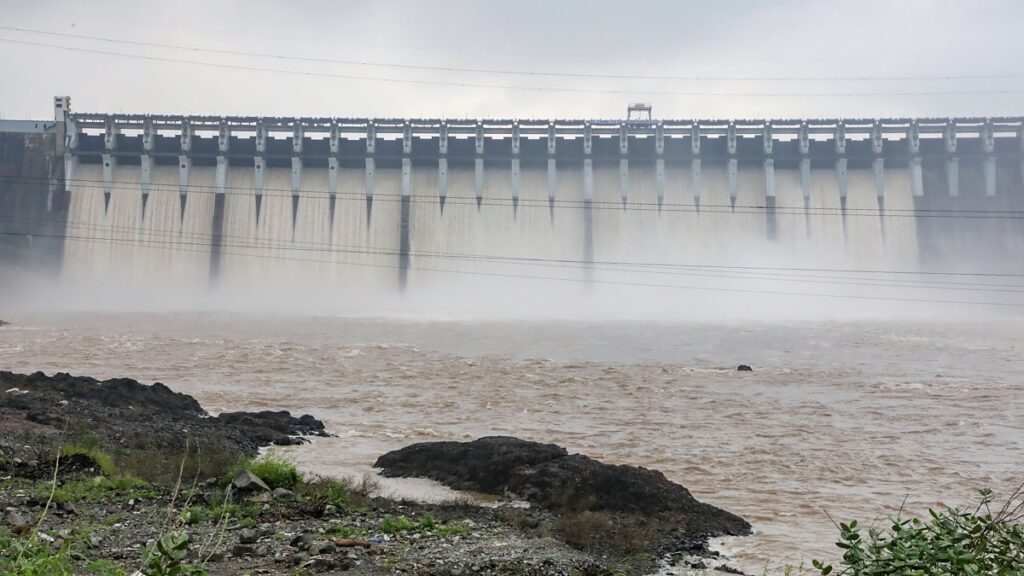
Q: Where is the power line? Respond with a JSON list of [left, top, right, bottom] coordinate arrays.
[[5, 174, 1024, 220], [5, 36, 1024, 98], [6, 214, 1024, 293], [3, 24, 1022, 84], [4, 228, 1023, 308], [5, 211, 1024, 286]]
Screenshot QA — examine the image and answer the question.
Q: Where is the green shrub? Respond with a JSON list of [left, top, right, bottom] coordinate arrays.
[[179, 506, 208, 525], [60, 445, 118, 477], [47, 475, 157, 503], [224, 454, 302, 491], [814, 488, 1024, 576], [140, 531, 207, 576], [379, 515, 416, 534], [298, 476, 352, 509], [0, 535, 76, 576], [433, 521, 473, 537]]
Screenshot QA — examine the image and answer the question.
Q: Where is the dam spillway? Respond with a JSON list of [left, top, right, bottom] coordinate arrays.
[[2, 97, 1024, 310]]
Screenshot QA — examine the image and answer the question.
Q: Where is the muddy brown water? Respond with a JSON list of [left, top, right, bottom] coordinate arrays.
[[1, 312, 1021, 573]]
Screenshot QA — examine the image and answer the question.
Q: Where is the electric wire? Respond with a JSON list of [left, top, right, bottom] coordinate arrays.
[[5, 174, 1024, 220], [4, 228, 1023, 308], [2, 24, 1022, 83], [5, 214, 1024, 293], [5, 37, 1024, 98]]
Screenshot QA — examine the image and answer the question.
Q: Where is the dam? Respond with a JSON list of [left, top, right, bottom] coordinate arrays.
[[2, 96, 1024, 307]]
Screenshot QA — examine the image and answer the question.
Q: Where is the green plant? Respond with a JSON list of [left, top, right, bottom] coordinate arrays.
[[223, 454, 302, 491], [815, 487, 1024, 576], [380, 515, 417, 534], [60, 445, 118, 477], [433, 521, 473, 537], [140, 531, 207, 576], [298, 476, 352, 508], [0, 534, 76, 575], [46, 475, 158, 503], [180, 506, 208, 525], [85, 559, 128, 575]]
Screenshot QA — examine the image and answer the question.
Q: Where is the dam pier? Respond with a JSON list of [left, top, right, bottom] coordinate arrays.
[[2, 96, 1024, 298]]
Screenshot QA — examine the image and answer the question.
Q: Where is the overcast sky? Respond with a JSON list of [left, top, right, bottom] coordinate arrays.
[[1, 0, 1023, 121]]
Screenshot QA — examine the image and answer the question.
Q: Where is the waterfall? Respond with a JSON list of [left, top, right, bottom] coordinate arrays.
[[61, 158, 925, 308]]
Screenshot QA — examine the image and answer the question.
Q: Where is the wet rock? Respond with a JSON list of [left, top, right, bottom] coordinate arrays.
[[215, 410, 326, 446], [232, 470, 270, 492], [232, 544, 255, 557], [302, 556, 338, 571], [272, 487, 297, 501], [5, 508, 31, 534], [375, 436, 568, 493], [314, 540, 337, 554], [0, 320, 8, 327], [736, 365, 753, 371], [290, 533, 314, 550], [238, 528, 258, 544], [255, 544, 274, 557], [376, 436, 751, 541]]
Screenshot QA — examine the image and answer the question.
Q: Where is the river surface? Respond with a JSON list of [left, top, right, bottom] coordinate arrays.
[[1, 312, 1022, 573]]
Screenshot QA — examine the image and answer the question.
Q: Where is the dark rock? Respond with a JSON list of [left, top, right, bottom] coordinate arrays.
[[290, 551, 310, 566], [272, 487, 297, 501], [0, 371, 328, 468], [375, 436, 568, 493], [736, 365, 753, 371], [314, 540, 337, 554], [255, 544, 274, 557], [375, 436, 751, 547], [232, 470, 270, 492], [302, 556, 338, 571], [26, 410, 66, 427], [232, 544, 255, 557], [216, 410, 326, 446], [0, 320, 8, 327], [5, 509, 31, 534], [290, 533, 314, 550], [238, 528, 258, 544]]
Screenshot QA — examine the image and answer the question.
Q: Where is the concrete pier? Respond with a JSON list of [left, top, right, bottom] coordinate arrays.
[[4, 97, 1024, 288]]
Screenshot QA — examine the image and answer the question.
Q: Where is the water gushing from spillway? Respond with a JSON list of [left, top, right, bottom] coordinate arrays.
[[57, 162, 928, 317]]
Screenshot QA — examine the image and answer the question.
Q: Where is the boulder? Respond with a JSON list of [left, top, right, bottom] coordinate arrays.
[[375, 436, 751, 543], [272, 487, 297, 501], [736, 365, 752, 372], [232, 470, 271, 492], [375, 436, 568, 493]]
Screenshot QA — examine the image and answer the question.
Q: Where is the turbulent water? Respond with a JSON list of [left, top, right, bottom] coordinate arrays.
[[57, 161, 923, 307], [1, 312, 1021, 573]]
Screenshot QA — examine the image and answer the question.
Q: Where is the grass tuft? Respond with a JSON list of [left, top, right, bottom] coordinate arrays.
[[59, 445, 118, 477], [223, 454, 302, 491]]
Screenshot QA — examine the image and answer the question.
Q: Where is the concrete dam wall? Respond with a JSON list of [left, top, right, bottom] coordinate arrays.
[[2, 98, 1024, 310]]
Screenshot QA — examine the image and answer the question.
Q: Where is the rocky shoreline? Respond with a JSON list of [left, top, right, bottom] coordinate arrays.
[[1, 371, 750, 575]]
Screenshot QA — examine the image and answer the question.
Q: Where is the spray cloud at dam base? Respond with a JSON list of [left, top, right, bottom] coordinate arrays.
[[1, 97, 1023, 319]]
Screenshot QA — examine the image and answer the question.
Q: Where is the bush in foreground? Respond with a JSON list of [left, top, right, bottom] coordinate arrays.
[[223, 453, 301, 491], [814, 487, 1024, 576]]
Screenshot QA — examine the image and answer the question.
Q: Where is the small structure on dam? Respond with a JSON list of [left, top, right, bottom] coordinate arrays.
[[1, 96, 1023, 299]]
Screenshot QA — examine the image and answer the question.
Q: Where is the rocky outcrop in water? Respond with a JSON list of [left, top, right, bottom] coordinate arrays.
[[0, 371, 326, 480], [375, 436, 751, 551], [0, 319, 8, 327]]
